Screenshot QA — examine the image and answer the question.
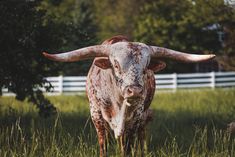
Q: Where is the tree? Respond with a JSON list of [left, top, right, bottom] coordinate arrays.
[[38, 0, 98, 75], [0, 0, 64, 117], [0, 0, 100, 116], [214, 1, 235, 71], [94, 0, 145, 41], [134, 0, 235, 72]]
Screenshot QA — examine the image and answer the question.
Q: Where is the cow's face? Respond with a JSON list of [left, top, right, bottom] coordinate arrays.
[[109, 42, 150, 99], [94, 42, 165, 103]]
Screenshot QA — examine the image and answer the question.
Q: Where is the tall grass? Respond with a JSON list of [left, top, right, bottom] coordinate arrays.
[[0, 89, 235, 156]]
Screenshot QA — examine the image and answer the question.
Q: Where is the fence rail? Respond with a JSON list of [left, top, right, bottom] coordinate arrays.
[[2, 72, 235, 95]]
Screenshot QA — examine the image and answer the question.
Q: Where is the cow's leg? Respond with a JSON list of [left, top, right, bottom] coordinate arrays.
[[97, 127, 106, 157], [122, 131, 135, 157], [118, 135, 125, 157], [137, 110, 153, 157], [118, 134, 134, 157], [91, 106, 107, 157]]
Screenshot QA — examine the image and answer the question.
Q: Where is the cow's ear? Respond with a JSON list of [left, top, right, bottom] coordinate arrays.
[[148, 61, 166, 73], [94, 58, 112, 69]]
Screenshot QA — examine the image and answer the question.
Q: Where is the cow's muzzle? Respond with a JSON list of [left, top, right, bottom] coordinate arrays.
[[124, 85, 144, 103]]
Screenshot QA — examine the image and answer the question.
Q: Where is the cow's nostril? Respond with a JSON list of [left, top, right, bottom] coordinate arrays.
[[127, 88, 133, 94], [125, 85, 144, 99]]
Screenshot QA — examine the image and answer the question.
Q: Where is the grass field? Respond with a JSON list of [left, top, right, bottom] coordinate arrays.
[[0, 89, 235, 157]]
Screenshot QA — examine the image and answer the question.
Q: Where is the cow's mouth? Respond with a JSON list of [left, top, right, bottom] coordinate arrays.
[[127, 98, 136, 104], [124, 97, 142, 106]]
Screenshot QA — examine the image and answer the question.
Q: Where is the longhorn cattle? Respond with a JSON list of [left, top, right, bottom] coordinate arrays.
[[43, 36, 215, 157]]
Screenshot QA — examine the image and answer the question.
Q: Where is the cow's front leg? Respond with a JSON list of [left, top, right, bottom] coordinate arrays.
[[97, 125, 106, 157], [91, 107, 107, 157], [117, 131, 135, 157], [118, 135, 125, 157]]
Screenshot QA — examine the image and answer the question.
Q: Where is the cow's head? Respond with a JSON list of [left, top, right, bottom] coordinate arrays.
[[93, 42, 162, 103], [43, 36, 215, 102]]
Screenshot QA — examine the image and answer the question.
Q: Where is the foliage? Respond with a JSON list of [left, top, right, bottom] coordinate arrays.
[[216, 1, 235, 71], [0, 0, 62, 117], [38, 0, 98, 75], [0, 0, 98, 116], [133, 0, 235, 72], [0, 89, 235, 156], [93, 0, 145, 40]]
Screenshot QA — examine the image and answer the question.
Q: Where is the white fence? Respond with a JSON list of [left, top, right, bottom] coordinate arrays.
[[2, 72, 235, 95]]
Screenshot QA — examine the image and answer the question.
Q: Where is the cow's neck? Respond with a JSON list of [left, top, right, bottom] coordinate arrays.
[[102, 72, 125, 138], [111, 102, 126, 138], [104, 72, 144, 138]]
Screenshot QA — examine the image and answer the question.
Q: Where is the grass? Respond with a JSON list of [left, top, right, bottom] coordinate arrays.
[[0, 89, 235, 156]]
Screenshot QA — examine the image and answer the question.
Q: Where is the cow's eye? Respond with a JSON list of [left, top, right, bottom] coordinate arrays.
[[114, 64, 119, 69], [114, 60, 121, 73], [143, 68, 147, 75]]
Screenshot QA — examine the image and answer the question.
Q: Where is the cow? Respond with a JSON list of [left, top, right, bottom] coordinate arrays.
[[43, 36, 215, 157]]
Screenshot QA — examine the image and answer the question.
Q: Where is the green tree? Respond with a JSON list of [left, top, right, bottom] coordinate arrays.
[[39, 0, 98, 75], [134, 0, 235, 72], [215, 1, 235, 71], [0, 0, 100, 115], [94, 0, 145, 41], [0, 0, 62, 117]]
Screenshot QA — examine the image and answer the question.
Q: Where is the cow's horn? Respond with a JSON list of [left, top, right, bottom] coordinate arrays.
[[150, 46, 215, 62], [43, 45, 109, 62]]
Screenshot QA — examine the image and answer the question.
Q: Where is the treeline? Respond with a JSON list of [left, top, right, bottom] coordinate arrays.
[[0, 0, 234, 115], [47, 0, 234, 73]]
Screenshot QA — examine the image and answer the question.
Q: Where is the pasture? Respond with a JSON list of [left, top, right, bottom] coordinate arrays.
[[0, 89, 235, 157]]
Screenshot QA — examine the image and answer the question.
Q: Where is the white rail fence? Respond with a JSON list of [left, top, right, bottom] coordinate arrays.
[[2, 72, 235, 95]]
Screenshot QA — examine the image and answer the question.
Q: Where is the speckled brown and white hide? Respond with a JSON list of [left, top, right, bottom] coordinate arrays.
[[86, 36, 161, 157]]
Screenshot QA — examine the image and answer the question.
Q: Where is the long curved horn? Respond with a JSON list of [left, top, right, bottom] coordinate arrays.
[[43, 45, 109, 62], [150, 46, 215, 63]]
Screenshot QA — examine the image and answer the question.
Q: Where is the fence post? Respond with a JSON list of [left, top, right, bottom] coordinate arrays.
[[172, 73, 177, 91], [210, 72, 215, 89], [58, 75, 63, 94]]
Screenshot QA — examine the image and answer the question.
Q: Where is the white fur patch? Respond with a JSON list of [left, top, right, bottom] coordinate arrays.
[[110, 104, 127, 139]]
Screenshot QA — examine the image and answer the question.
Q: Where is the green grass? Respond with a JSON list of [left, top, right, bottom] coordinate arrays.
[[0, 89, 235, 156]]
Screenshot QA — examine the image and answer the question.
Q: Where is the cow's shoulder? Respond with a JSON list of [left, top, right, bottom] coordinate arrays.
[[102, 35, 129, 45]]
